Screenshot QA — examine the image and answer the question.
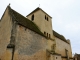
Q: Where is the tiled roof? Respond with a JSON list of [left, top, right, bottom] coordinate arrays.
[[2, 5, 69, 42], [53, 30, 69, 44], [8, 6, 46, 38]]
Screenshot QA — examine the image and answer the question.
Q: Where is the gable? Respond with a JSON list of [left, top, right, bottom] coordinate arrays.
[[26, 7, 52, 18], [8, 6, 47, 38], [0, 5, 9, 21]]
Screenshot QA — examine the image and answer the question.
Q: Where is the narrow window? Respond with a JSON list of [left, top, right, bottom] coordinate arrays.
[[47, 33, 48, 37], [47, 17, 48, 21], [44, 32, 46, 35], [49, 34, 50, 38], [31, 14, 34, 21], [45, 15, 46, 20]]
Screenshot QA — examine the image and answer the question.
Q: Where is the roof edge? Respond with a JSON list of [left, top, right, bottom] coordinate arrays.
[[26, 7, 52, 18], [0, 4, 10, 20], [53, 30, 69, 44], [9, 6, 48, 39]]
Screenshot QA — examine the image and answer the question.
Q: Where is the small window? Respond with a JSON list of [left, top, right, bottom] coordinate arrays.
[[31, 14, 34, 21], [49, 34, 50, 38], [47, 33, 48, 37], [47, 17, 48, 21], [45, 15, 46, 19], [44, 32, 46, 35]]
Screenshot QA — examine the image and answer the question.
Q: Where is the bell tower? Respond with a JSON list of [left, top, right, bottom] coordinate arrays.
[[26, 7, 53, 39]]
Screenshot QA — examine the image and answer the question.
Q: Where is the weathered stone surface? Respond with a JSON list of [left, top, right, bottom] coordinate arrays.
[[0, 6, 12, 60], [55, 37, 72, 57], [14, 25, 47, 60]]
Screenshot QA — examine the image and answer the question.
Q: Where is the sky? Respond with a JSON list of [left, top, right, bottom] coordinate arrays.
[[0, 0, 80, 55]]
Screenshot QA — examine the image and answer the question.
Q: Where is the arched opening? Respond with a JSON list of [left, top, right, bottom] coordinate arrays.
[[45, 15, 46, 20], [44, 32, 46, 35], [47, 17, 48, 21], [31, 14, 34, 21], [47, 33, 48, 37]]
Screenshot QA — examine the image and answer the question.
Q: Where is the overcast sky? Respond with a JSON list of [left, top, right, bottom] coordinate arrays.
[[0, 0, 80, 55]]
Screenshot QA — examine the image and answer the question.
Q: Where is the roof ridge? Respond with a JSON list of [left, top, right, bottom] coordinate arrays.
[[9, 6, 47, 38], [10, 7, 40, 30], [26, 7, 52, 18]]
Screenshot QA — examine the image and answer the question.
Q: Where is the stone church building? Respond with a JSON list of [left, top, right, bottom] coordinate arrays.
[[0, 5, 73, 60]]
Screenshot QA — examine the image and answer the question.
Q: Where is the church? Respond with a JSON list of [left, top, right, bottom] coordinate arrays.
[[0, 5, 73, 60]]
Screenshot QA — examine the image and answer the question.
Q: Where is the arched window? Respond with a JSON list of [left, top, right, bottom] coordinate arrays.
[[45, 15, 46, 20], [47, 17, 48, 21], [31, 14, 34, 21], [44, 32, 46, 35]]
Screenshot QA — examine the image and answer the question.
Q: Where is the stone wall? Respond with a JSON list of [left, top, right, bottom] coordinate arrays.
[[0, 7, 12, 60], [47, 39, 55, 51], [51, 55, 62, 60], [55, 37, 72, 58], [14, 25, 47, 60]]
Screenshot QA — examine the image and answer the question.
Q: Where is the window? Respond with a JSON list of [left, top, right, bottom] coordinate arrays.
[[47, 17, 48, 21], [45, 15, 46, 19], [31, 14, 34, 21], [45, 15, 49, 21], [44, 32, 46, 35]]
